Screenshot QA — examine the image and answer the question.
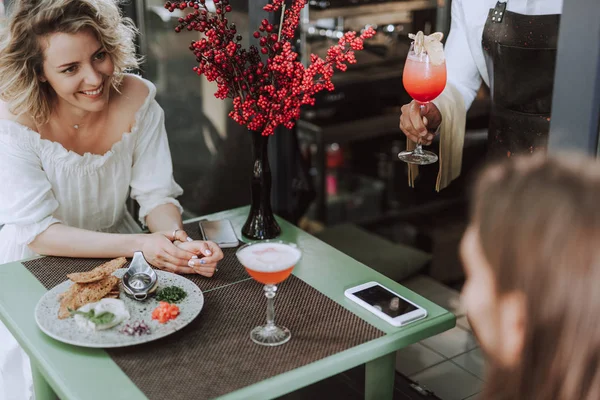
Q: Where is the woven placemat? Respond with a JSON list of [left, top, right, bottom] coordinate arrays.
[[22, 222, 249, 292], [108, 277, 384, 399], [22, 221, 385, 398]]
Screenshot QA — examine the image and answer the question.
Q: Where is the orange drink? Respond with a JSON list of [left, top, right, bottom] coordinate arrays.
[[235, 241, 302, 346], [237, 242, 301, 285], [245, 266, 294, 285]]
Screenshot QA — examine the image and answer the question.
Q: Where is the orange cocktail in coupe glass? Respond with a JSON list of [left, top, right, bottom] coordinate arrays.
[[236, 241, 302, 346], [398, 40, 447, 165]]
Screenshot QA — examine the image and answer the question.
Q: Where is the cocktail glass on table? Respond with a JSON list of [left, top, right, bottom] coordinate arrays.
[[236, 241, 302, 346]]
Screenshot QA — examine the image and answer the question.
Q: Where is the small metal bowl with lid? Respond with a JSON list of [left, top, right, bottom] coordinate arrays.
[[122, 251, 158, 301]]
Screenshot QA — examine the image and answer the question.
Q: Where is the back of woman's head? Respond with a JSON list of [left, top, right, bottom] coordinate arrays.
[[0, 0, 139, 123], [472, 153, 600, 400]]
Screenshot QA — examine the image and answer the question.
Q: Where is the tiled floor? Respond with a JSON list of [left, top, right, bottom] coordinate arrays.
[[396, 275, 485, 400]]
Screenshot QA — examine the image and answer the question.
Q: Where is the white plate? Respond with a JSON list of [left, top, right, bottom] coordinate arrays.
[[35, 269, 203, 348]]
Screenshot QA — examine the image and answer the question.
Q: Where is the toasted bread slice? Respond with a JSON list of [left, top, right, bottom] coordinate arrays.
[[57, 280, 80, 302], [58, 276, 119, 319], [67, 257, 127, 283]]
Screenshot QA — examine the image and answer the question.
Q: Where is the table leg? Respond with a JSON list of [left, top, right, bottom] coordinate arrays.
[[31, 362, 58, 400], [365, 352, 395, 400]]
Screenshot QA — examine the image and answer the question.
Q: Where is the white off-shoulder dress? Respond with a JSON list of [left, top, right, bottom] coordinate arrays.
[[0, 75, 183, 400]]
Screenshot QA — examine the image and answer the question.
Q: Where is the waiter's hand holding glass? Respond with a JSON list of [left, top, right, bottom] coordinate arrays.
[[398, 31, 447, 165]]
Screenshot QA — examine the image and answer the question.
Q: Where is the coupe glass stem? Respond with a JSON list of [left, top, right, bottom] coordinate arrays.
[[264, 284, 277, 330]]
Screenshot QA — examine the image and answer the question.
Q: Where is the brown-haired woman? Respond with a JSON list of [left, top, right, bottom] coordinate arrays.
[[0, 1, 224, 398], [460, 153, 600, 400]]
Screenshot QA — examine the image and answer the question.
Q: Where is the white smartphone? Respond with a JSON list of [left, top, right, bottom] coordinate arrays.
[[198, 219, 240, 248], [344, 281, 427, 327]]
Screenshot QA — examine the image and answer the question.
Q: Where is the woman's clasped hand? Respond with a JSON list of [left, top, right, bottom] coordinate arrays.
[[140, 231, 224, 277]]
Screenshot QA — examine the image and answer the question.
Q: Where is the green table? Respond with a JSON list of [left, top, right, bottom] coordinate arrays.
[[0, 206, 455, 400]]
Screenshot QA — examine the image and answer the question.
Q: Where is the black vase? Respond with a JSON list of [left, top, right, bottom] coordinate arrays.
[[241, 130, 282, 240]]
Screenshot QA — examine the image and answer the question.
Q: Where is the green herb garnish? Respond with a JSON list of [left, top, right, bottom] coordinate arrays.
[[155, 286, 187, 303], [69, 309, 116, 325]]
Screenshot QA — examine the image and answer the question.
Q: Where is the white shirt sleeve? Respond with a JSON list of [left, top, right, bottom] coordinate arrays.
[[129, 100, 184, 226], [428, 0, 479, 189], [445, 0, 484, 110], [0, 125, 62, 245], [434, 0, 482, 114]]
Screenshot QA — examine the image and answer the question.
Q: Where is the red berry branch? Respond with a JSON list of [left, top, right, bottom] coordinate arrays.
[[165, 0, 376, 136]]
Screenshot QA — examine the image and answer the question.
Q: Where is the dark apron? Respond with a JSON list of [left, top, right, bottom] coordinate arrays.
[[482, 1, 560, 158]]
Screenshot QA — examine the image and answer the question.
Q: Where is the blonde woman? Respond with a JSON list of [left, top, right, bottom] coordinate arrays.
[[0, 0, 224, 398], [461, 153, 600, 399]]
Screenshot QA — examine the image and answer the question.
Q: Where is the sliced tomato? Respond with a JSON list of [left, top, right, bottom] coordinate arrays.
[[152, 302, 180, 324]]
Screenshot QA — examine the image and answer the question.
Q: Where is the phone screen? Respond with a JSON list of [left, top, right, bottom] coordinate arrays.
[[353, 285, 417, 318]]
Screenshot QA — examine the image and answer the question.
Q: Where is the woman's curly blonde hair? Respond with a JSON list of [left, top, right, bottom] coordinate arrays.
[[0, 0, 140, 124]]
